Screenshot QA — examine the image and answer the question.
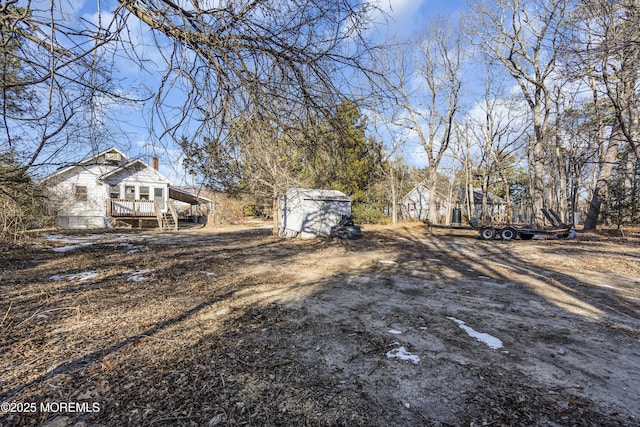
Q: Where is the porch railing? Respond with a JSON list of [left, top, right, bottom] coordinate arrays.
[[107, 198, 156, 217]]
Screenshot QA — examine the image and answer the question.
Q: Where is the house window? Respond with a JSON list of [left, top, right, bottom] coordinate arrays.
[[109, 185, 120, 199], [125, 185, 135, 200], [75, 185, 87, 202], [140, 186, 149, 201]]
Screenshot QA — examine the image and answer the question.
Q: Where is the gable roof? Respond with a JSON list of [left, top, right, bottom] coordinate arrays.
[[98, 159, 170, 184], [457, 187, 506, 205], [79, 146, 129, 165], [44, 147, 131, 181]]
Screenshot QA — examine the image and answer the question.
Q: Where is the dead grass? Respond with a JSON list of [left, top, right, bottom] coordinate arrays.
[[1, 222, 639, 426]]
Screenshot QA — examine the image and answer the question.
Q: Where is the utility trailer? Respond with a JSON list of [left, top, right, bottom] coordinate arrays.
[[474, 209, 575, 241]]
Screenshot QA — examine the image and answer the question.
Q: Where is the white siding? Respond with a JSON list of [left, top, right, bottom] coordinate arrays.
[[104, 164, 169, 209], [402, 184, 430, 220], [48, 165, 112, 228], [46, 155, 172, 229], [280, 189, 351, 238]]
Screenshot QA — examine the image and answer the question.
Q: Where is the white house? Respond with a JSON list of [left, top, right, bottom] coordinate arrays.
[[279, 188, 352, 238], [400, 183, 448, 223], [44, 147, 209, 230], [401, 183, 430, 221]]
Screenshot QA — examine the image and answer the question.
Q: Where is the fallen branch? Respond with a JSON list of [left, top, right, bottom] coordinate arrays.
[[15, 306, 81, 327], [0, 301, 12, 329]]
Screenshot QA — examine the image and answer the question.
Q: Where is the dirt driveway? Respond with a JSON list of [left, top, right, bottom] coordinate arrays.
[[1, 222, 639, 426]]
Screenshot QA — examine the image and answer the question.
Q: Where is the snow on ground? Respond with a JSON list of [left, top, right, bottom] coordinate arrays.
[[388, 329, 402, 335], [448, 317, 503, 350], [51, 243, 95, 252], [124, 269, 156, 282], [107, 242, 150, 254], [386, 344, 421, 364], [49, 271, 99, 282]]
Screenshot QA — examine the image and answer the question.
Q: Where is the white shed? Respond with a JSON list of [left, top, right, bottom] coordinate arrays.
[[279, 188, 352, 238]]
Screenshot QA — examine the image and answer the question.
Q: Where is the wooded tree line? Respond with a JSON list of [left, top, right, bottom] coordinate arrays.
[[1, 0, 639, 239]]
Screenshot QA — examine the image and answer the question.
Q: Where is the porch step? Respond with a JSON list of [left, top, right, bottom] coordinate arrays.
[[160, 212, 178, 231]]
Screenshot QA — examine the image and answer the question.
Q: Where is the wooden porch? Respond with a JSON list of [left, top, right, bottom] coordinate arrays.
[[106, 198, 178, 230]]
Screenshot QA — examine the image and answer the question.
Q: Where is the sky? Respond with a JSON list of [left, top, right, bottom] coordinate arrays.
[[68, 0, 470, 184]]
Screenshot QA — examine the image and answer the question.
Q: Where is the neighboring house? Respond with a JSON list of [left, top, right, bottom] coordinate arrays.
[[458, 187, 507, 221], [400, 183, 447, 223], [279, 188, 351, 238], [44, 147, 208, 230]]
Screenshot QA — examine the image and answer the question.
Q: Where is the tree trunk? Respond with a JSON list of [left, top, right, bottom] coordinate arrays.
[[481, 173, 490, 223], [272, 191, 280, 238], [532, 115, 546, 227], [428, 167, 439, 224], [390, 168, 398, 224], [584, 124, 621, 230]]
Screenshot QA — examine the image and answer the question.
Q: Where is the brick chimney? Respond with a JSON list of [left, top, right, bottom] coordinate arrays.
[[152, 157, 159, 171]]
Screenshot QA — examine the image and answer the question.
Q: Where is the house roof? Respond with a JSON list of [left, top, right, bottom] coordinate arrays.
[[400, 183, 442, 202], [98, 159, 170, 184], [44, 147, 175, 187], [80, 147, 130, 165], [43, 147, 131, 181], [458, 188, 506, 205], [169, 186, 213, 205]]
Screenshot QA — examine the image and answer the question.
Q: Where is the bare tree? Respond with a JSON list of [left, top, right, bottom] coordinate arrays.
[[568, 0, 640, 229], [116, 0, 382, 164], [376, 17, 464, 224], [470, 0, 570, 226], [0, 0, 141, 174]]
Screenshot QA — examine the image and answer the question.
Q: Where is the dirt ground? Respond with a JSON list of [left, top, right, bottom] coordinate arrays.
[[1, 221, 639, 426]]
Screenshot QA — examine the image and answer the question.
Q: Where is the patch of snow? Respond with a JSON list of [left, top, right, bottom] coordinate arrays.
[[49, 271, 98, 282], [388, 329, 402, 335], [448, 317, 503, 350], [124, 269, 156, 282], [379, 260, 398, 265], [52, 243, 94, 252], [386, 346, 420, 364], [204, 272, 218, 277], [43, 234, 67, 240], [128, 247, 149, 254]]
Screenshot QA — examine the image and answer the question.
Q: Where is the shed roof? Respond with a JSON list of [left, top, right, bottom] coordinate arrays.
[[287, 188, 351, 202]]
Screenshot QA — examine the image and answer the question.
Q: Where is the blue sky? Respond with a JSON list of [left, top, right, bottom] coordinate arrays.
[[69, 0, 470, 184]]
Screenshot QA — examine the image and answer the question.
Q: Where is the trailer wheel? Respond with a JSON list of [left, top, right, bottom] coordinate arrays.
[[500, 226, 517, 240], [519, 232, 534, 240], [479, 226, 496, 240]]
